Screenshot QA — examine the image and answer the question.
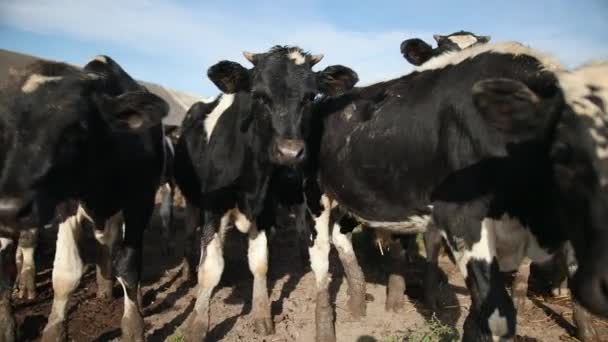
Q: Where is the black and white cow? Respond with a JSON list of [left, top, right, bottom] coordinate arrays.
[[401, 30, 491, 66], [0, 55, 168, 341], [302, 43, 608, 341], [173, 46, 357, 340]]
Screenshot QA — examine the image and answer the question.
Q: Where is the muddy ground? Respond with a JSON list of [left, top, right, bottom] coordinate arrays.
[[13, 204, 608, 341]]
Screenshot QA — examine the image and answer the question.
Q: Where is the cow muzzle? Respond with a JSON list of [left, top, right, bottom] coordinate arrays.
[[272, 138, 306, 165]]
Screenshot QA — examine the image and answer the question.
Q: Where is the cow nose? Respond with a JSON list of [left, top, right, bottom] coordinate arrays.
[[0, 197, 26, 219], [276, 139, 306, 163]]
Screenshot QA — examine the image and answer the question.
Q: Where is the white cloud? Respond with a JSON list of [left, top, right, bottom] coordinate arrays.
[[1, 0, 606, 95]]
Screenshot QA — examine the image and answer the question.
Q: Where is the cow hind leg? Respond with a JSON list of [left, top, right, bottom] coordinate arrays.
[[158, 183, 175, 256], [385, 234, 406, 312], [42, 211, 84, 342], [0, 237, 17, 342], [310, 195, 336, 342], [15, 228, 37, 300], [248, 226, 274, 335], [182, 213, 224, 341], [423, 225, 443, 311]]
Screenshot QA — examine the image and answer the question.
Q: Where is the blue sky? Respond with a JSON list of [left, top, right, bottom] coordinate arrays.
[[1, 0, 607, 97]]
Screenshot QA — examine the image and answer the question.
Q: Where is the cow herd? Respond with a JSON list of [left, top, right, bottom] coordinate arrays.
[[0, 30, 607, 342]]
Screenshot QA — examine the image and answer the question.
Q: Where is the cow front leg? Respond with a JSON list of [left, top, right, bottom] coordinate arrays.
[[182, 212, 224, 341], [248, 226, 274, 335], [0, 237, 17, 342], [15, 228, 37, 300], [115, 204, 154, 342], [332, 222, 366, 318], [94, 213, 121, 300], [423, 224, 443, 311], [439, 216, 515, 342], [310, 195, 335, 342], [181, 201, 200, 283], [42, 210, 85, 342]]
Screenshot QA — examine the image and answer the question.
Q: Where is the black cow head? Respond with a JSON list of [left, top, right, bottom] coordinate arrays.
[[401, 31, 491, 66], [472, 68, 608, 318], [0, 58, 168, 225], [207, 46, 358, 166]]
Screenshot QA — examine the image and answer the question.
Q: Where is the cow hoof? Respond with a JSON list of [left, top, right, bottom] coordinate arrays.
[[182, 314, 209, 342], [254, 317, 274, 336], [41, 323, 67, 342], [16, 268, 36, 301], [576, 324, 600, 342], [179, 259, 196, 285], [385, 293, 405, 312], [121, 311, 145, 342], [96, 280, 114, 301], [347, 293, 366, 319]]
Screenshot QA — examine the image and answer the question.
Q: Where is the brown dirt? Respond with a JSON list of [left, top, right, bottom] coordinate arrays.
[[13, 206, 608, 342]]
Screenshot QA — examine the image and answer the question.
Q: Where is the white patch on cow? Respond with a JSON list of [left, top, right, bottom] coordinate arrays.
[[448, 34, 479, 49], [197, 233, 224, 288], [46, 211, 84, 328], [248, 229, 268, 276], [0, 237, 12, 251], [558, 62, 608, 126], [91, 55, 108, 64], [332, 223, 355, 256], [20, 245, 35, 271], [117, 277, 138, 318], [288, 50, 306, 65], [417, 42, 564, 73], [21, 74, 63, 93], [309, 195, 332, 287], [233, 208, 252, 234], [204, 93, 235, 141], [488, 308, 509, 341]]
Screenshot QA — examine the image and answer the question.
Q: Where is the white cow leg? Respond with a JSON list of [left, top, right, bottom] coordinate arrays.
[[332, 222, 366, 318], [41, 210, 85, 342], [248, 226, 273, 335], [15, 228, 37, 300], [0, 237, 17, 342], [94, 213, 122, 300]]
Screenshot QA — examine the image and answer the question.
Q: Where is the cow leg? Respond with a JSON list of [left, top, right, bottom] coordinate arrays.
[[423, 224, 443, 311], [562, 244, 600, 342], [42, 210, 85, 342], [115, 204, 153, 342], [310, 195, 335, 342], [0, 237, 17, 342], [439, 217, 515, 342], [181, 201, 200, 283], [511, 260, 530, 311], [182, 212, 225, 341], [94, 213, 121, 300], [15, 227, 37, 300], [158, 183, 175, 256], [385, 234, 406, 312], [248, 226, 274, 335]]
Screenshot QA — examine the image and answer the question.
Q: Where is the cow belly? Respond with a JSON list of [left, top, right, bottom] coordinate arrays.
[[491, 215, 552, 272]]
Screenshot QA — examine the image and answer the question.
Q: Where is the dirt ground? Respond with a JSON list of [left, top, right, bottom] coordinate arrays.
[[13, 205, 608, 342]]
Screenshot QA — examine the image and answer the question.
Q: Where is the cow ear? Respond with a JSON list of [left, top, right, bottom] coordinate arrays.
[[400, 38, 434, 66], [207, 61, 250, 94], [472, 78, 545, 141], [318, 65, 359, 96], [98, 91, 168, 131]]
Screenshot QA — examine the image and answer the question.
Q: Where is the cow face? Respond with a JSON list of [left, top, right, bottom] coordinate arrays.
[[401, 31, 491, 66], [472, 70, 608, 318], [207, 46, 358, 166], [0, 61, 167, 225]]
